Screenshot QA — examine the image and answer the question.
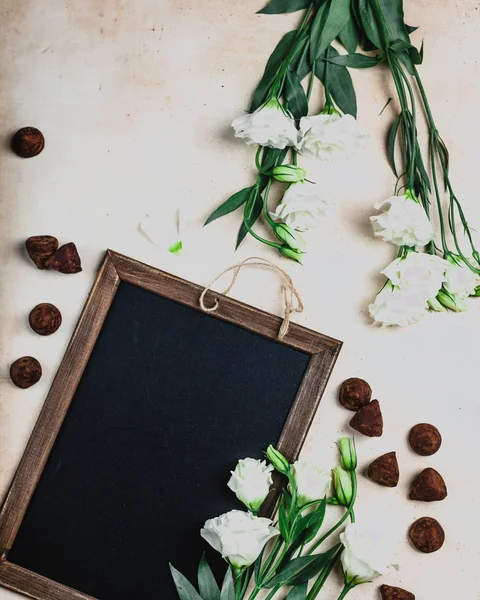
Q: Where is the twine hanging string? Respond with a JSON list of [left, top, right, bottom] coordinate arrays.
[[199, 257, 304, 340]]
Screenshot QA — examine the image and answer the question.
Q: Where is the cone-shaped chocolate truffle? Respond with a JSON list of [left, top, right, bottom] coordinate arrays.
[[368, 452, 399, 487], [45, 242, 82, 274], [350, 399, 383, 437], [380, 584, 415, 600], [409, 468, 447, 502]]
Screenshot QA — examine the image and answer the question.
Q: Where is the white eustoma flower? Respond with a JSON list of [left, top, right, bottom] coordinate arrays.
[[296, 113, 365, 162], [291, 460, 331, 506], [231, 97, 298, 150], [370, 192, 434, 247], [340, 523, 395, 586], [201, 510, 279, 569], [382, 251, 449, 301], [271, 182, 331, 231], [443, 261, 480, 305], [227, 458, 273, 512], [369, 284, 429, 327]]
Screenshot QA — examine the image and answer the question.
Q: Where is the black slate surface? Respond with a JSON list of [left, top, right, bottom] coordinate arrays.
[[9, 282, 310, 599]]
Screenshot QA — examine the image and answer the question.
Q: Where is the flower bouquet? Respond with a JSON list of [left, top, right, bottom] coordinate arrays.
[[204, 0, 480, 326], [170, 439, 395, 600]]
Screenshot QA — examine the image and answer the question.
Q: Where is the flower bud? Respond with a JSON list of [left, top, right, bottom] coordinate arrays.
[[272, 165, 307, 184], [333, 466, 353, 506], [274, 223, 306, 252], [337, 437, 357, 471], [437, 288, 468, 312], [266, 445, 290, 475], [427, 297, 447, 312], [279, 245, 304, 264]]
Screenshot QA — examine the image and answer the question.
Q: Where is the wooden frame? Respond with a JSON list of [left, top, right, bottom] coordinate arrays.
[[0, 250, 342, 600]]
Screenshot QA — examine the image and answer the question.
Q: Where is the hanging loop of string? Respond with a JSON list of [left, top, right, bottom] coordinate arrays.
[[199, 257, 304, 340]]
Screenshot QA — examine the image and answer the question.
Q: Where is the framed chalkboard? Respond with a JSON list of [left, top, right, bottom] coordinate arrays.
[[0, 251, 341, 600]]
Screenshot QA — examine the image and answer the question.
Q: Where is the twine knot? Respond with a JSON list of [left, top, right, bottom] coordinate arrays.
[[199, 257, 303, 339]]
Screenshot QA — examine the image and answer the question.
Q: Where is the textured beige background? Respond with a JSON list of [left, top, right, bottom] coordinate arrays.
[[1, 1, 479, 599]]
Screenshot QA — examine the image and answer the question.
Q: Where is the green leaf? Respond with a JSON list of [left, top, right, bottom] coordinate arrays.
[[260, 147, 289, 173], [286, 583, 308, 600], [250, 31, 297, 111], [389, 39, 411, 53], [408, 42, 424, 65], [257, 0, 312, 15], [263, 546, 339, 588], [405, 24, 418, 34], [337, 13, 360, 53], [170, 565, 203, 600], [357, 0, 410, 50], [220, 569, 235, 600], [204, 187, 253, 226], [198, 555, 220, 600], [289, 36, 311, 81], [326, 52, 380, 68], [301, 498, 327, 544], [315, 47, 357, 117], [284, 70, 309, 118], [254, 547, 265, 584], [236, 190, 263, 249], [310, 0, 351, 61], [397, 50, 415, 75], [415, 143, 431, 192], [278, 496, 290, 541], [168, 240, 183, 255], [387, 113, 402, 177]]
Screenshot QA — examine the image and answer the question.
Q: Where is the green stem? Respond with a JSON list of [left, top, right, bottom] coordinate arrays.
[[413, 64, 480, 268], [429, 133, 449, 255], [264, 585, 282, 600], [246, 587, 261, 600], [308, 471, 357, 555], [306, 547, 343, 600], [270, 5, 314, 98], [235, 571, 243, 600], [324, 46, 332, 108], [258, 537, 283, 584], [242, 189, 281, 250], [261, 545, 290, 587], [306, 67, 315, 102], [395, 59, 417, 188], [262, 179, 276, 227], [255, 146, 262, 172], [337, 583, 354, 600]]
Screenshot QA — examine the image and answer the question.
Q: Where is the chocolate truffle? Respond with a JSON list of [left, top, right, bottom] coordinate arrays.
[[409, 468, 447, 502], [10, 357, 42, 389], [368, 452, 399, 487], [350, 399, 383, 437], [29, 303, 62, 336], [339, 378, 372, 411], [11, 127, 45, 158], [25, 236, 59, 269], [409, 423, 442, 456], [408, 517, 445, 553], [380, 585, 415, 600], [45, 242, 82, 274]]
